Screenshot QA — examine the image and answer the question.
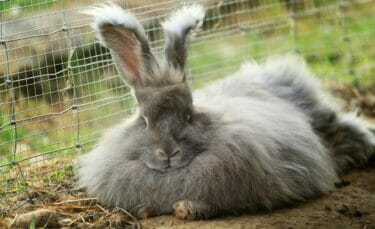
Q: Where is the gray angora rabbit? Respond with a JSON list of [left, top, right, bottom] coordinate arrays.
[[78, 4, 375, 220]]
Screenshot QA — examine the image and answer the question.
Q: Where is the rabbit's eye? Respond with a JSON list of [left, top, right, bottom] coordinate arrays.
[[142, 116, 148, 129]]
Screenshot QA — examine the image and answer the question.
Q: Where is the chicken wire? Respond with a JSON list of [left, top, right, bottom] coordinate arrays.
[[0, 0, 374, 201]]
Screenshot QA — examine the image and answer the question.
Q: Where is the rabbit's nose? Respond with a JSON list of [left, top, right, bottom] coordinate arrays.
[[155, 148, 181, 158], [170, 148, 181, 157]]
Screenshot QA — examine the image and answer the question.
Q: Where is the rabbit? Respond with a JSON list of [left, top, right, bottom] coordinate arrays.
[[78, 4, 375, 220]]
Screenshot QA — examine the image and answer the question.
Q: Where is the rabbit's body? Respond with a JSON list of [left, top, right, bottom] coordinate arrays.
[[78, 4, 375, 219], [80, 63, 338, 215], [245, 57, 375, 173]]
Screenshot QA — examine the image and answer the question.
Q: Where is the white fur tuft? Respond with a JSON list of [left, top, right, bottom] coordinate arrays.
[[83, 4, 145, 43], [161, 4, 205, 37]]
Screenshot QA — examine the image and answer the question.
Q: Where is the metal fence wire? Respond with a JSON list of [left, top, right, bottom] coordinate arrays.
[[0, 0, 374, 200]]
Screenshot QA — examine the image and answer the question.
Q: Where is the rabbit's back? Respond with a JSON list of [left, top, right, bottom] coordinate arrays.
[[219, 55, 375, 173], [192, 81, 339, 210]]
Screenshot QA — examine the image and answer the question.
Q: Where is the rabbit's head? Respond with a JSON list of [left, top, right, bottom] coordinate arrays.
[[87, 5, 210, 172]]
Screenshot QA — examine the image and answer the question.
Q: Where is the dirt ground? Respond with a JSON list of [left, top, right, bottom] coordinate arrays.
[[1, 83, 375, 228]]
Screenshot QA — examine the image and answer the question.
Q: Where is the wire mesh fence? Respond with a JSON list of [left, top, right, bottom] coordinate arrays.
[[0, 0, 374, 202]]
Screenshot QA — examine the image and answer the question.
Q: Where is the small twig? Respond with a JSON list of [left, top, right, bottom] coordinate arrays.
[[79, 214, 85, 223], [54, 198, 98, 205], [43, 213, 55, 228], [84, 222, 95, 226], [9, 213, 18, 226], [96, 204, 109, 215], [114, 207, 141, 229], [56, 212, 76, 217], [68, 217, 80, 226]]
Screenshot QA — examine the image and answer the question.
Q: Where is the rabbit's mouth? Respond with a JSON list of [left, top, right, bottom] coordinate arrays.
[[144, 157, 194, 173]]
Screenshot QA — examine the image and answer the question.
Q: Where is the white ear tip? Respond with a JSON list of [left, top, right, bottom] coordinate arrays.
[[82, 4, 144, 37], [161, 4, 205, 36]]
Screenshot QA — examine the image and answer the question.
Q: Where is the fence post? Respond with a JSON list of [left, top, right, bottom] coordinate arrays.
[[61, 0, 81, 153], [288, 3, 300, 54], [338, 0, 358, 86]]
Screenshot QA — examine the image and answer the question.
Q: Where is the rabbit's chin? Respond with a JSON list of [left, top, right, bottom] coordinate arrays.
[[144, 158, 194, 173]]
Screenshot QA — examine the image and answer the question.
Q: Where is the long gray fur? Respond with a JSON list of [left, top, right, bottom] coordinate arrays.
[[78, 4, 375, 219]]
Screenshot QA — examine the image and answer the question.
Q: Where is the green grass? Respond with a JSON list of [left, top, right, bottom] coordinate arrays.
[[0, 0, 57, 13], [0, 111, 27, 166], [189, 4, 375, 88]]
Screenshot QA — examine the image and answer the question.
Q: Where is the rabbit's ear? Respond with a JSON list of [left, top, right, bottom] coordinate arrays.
[[86, 4, 156, 87], [162, 5, 205, 73]]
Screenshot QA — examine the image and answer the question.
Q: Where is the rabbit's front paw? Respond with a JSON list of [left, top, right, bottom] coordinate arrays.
[[173, 200, 217, 220], [173, 200, 196, 220]]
